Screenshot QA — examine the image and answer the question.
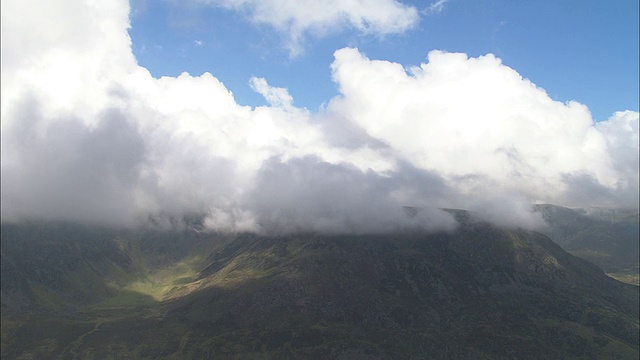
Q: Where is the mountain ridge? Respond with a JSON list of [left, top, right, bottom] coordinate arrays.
[[1, 214, 639, 358]]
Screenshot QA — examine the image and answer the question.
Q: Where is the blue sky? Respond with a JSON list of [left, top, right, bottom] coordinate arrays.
[[129, 0, 639, 122]]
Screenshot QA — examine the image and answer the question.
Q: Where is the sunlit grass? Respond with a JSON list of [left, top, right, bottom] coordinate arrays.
[[89, 255, 206, 311], [89, 290, 157, 310], [606, 273, 640, 286]]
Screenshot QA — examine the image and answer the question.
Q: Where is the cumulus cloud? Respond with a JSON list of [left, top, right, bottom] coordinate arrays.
[[249, 77, 294, 110], [1, 0, 638, 234], [1, 100, 146, 226], [328, 48, 638, 210], [200, 0, 420, 56]]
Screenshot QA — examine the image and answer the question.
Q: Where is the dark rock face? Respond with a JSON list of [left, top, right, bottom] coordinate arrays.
[[2, 219, 639, 359]]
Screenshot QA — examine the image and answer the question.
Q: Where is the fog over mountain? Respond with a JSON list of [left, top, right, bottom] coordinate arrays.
[[1, 0, 638, 233]]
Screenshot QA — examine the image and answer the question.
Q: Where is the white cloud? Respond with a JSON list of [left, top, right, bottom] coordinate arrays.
[[1, 0, 637, 233], [201, 0, 420, 56], [424, 0, 450, 15], [593, 111, 640, 206], [328, 48, 638, 209], [249, 77, 294, 110], [1, 0, 135, 128]]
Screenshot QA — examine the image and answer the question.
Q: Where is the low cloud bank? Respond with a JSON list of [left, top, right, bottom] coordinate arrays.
[[1, 0, 637, 234]]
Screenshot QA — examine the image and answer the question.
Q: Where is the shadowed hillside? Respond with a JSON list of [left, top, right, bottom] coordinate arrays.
[[534, 204, 640, 285], [1, 216, 639, 359]]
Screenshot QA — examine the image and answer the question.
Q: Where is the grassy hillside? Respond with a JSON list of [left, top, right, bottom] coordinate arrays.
[[1, 218, 638, 359], [534, 204, 639, 285]]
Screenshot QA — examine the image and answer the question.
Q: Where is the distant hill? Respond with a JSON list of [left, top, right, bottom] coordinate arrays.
[[1, 216, 638, 359], [534, 204, 639, 284]]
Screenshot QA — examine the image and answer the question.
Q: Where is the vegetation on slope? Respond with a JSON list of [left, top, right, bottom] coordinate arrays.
[[1, 217, 638, 359], [534, 204, 640, 285]]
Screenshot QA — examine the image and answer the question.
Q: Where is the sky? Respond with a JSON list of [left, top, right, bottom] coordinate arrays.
[[128, 0, 639, 122], [1, 0, 639, 234]]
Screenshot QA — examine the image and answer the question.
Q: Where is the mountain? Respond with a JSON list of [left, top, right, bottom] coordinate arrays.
[[534, 204, 639, 284], [1, 215, 639, 359]]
